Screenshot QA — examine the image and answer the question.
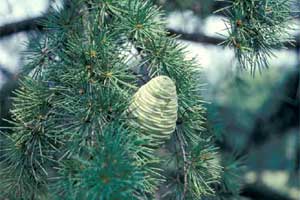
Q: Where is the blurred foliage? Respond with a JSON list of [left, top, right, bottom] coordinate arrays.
[[208, 66, 298, 147], [0, 78, 17, 126], [205, 65, 299, 199], [154, 0, 215, 18]]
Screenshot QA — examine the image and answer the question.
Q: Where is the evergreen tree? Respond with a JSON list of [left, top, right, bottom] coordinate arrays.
[[0, 0, 295, 199], [217, 0, 297, 74]]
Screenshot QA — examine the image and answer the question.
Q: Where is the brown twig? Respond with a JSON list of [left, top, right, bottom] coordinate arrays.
[[176, 130, 188, 199], [167, 28, 300, 49], [0, 15, 45, 38]]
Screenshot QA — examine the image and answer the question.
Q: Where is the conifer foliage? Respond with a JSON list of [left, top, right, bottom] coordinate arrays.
[[218, 0, 297, 74], [0, 0, 244, 199]]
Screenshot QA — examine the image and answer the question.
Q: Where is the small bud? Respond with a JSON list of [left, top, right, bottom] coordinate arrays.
[[236, 19, 242, 27], [79, 88, 85, 95], [89, 79, 96, 83], [90, 50, 97, 58], [86, 65, 92, 71], [105, 72, 113, 78], [236, 43, 241, 49], [135, 24, 144, 29]]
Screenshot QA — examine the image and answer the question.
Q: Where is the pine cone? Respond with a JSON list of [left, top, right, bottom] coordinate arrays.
[[128, 76, 178, 146]]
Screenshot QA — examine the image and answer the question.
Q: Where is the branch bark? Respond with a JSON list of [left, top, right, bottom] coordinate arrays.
[[0, 14, 299, 49], [0, 14, 222, 45], [241, 183, 295, 200], [176, 130, 188, 199], [0, 65, 14, 79], [168, 28, 300, 49], [0, 16, 44, 38], [167, 28, 224, 45]]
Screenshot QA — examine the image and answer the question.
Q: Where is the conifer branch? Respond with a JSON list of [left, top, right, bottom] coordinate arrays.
[[217, 0, 298, 74], [176, 131, 188, 199], [1, 0, 296, 199], [0, 64, 14, 79], [1, 15, 298, 49], [0, 16, 44, 38]]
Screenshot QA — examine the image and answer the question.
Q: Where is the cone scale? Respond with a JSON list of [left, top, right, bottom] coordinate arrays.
[[128, 76, 178, 146]]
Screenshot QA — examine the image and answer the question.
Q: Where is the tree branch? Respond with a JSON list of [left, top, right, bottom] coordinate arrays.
[[0, 64, 14, 79], [0, 16, 45, 38], [168, 28, 300, 49], [0, 14, 298, 49], [167, 28, 224, 45], [241, 183, 295, 200], [0, 14, 222, 45], [176, 131, 188, 199]]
